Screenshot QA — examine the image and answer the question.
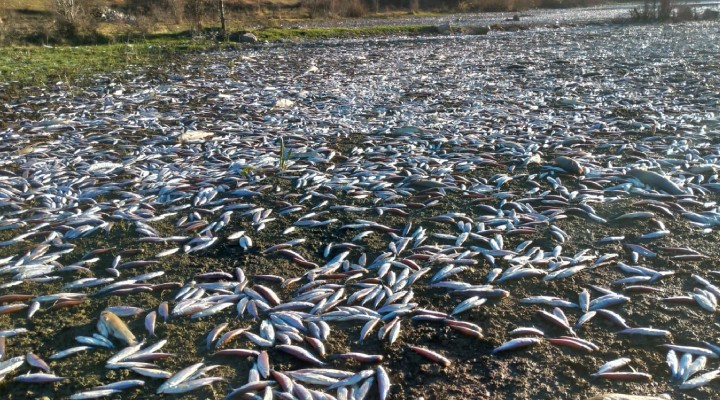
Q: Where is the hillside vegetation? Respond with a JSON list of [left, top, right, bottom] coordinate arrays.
[[0, 0, 603, 45]]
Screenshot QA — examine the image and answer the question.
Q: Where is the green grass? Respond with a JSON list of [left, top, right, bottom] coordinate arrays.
[[0, 44, 149, 86], [0, 39, 229, 94]]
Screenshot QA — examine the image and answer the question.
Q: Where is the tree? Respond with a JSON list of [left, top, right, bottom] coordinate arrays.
[[53, 0, 105, 37], [635, 0, 673, 20], [185, 0, 227, 38], [55, 0, 82, 24], [409, 0, 419, 12], [218, 0, 226, 38], [186, 0, 204, 32], [658, 0, 672, 19]]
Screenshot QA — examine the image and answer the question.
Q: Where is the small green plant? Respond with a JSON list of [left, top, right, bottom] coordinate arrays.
[[240, 166, 255, 177], [278, 136, 293, 171], [63, 73, 80, 97]]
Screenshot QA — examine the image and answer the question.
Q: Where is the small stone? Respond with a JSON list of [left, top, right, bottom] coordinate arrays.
[[274, 98, 295, 108], [178, 130, 214, 143], [436, 23, 452, 35], [239, 32, 258, 43], [467, 26, 491, 35]]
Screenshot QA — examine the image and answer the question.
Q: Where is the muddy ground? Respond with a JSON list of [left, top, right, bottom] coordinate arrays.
[[2, 19, 720, 400], [1, 143, 718, 400]]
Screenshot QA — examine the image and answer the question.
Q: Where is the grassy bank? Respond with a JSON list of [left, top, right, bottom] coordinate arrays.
[[0, 40, 208, 93]]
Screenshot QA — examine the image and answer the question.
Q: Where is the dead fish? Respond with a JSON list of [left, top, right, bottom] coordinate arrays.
[[376, 365, 390, 400], [614, 212, 655, 221], [14, 372, 66, 383], [547, 337, 595, 353], [492, 338, 542, 354], [661, 344, 718, 359], [408, 346, 451, 367], [678, 369, 720, 389], [617, 327, 671, 337], [509, 327, 545, 337], [159, 377, 224, 394], [26, 353, 50, 372], [225, 380, 273, 398], [158, 302, 169, 321], [554, 156, 584, 175], [626, 244, 657, 258], [207, 323, 229, 349], [596, 357, 632, 374], [212, 349, 259, 358], [145, 311, 157, 337], [588, 394, 670, 400], [0, 356, 24, 376], [627, 169, 684, 195], [98, 311, 137, 346], [276, 345, 325, 366], [156, 362, 205, 393], [69, 389, 123, 399], [591, 372, 653, 381], [49, 346, 93, 360]]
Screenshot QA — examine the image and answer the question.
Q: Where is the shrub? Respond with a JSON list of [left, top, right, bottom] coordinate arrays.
[[125, 0, 186, 24], [185, 0, 216, 32], [702, 9, 720, 19], [54, 0, 83, 25], [630, 0, 676, 20], [409, 0, 420, 13], [167, 0, 187, 23], [674, 5, 694, 21], [339, 0, 367, 17], [53, 0, 106, 42], [130, 13, 155, 37], [304, 0, 366, 18], [150, 0, 186, 25], [458, 0, 535, 12], [306, 0, 335, 18], [0, 9, 10, 43], [537, 0, 565, 8]]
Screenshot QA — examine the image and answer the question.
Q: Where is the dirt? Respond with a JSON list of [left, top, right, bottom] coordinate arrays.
[[2, 20, 720, 400], [1, 166, 718, 399]]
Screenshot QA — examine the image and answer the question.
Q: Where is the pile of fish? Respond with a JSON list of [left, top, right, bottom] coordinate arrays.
[[1, 20, 720, 399]]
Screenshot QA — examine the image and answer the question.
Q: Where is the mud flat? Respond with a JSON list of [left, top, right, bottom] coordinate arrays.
[[0, 20, 719, 400]]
